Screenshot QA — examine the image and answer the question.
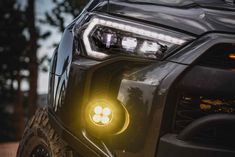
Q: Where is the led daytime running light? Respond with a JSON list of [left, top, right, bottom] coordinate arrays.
[[83, 17, 186, 59]]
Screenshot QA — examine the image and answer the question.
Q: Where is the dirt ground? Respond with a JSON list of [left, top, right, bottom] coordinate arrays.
[[0, 142, 18, 157]]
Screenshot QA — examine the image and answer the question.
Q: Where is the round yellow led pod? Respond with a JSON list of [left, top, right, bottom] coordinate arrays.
[[94, 106, 103, 115], [92, 114, 102, 123], [101, 116, 110, 124], [90, 105, 113, 126], [103, 107, 111, 116], [85, 99, 129, 137]]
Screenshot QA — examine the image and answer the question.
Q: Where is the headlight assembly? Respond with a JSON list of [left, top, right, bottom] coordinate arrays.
[[74, 14, 193, 60]]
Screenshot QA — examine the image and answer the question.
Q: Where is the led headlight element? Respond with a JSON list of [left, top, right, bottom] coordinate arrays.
[[122, 37, 138, 52], [82, 16, 191, 59]]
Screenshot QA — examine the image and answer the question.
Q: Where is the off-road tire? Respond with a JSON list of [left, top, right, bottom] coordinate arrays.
[[16, 108, 72, 157]]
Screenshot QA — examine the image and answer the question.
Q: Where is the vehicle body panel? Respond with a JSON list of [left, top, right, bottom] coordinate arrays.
[[46, 1, 235, 157], [106, 1, 235, 35]]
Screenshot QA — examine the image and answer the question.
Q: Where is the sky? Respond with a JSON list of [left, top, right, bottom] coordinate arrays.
[[17, 0, 73, 94]]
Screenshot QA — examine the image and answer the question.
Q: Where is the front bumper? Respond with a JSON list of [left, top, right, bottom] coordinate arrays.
[[48, 33, 235, 157], [157, 134, 235, 157], [50, 57, 189, 157]]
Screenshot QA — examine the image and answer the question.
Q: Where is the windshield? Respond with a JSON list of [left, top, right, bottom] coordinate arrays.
[[121, 0, 234, 7]]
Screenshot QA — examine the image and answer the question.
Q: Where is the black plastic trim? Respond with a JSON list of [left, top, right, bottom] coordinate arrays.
[[167, 33, 235, 65], [157, 134, 235, 157], [178, 114, 235, 141], [178, 65, 235, 98]]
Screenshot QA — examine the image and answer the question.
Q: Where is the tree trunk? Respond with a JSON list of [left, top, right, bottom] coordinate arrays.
[[14, 71, 24, 140], [27, 0, 38, 117]]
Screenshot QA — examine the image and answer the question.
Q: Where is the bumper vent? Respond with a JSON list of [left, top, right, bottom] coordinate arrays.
[[174, 94, 235, 147]]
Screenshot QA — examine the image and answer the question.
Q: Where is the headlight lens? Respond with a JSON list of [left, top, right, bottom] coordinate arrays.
[[80, 15, 193, 60]]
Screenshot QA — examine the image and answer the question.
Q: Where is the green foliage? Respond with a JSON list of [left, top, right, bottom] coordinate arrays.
[[0, 0, 28, 100], [0, 0, 28, 141], [0, 0, 89, 142]]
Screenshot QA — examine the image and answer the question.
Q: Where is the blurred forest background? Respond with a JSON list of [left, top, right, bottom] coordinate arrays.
[[0, 0, 89, 142]]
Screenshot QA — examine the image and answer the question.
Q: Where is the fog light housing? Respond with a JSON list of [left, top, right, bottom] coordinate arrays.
[[85, 99, 129, 137]]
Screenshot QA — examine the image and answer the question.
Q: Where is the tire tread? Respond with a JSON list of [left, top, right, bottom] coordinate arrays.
[[17, 108, 69, 157]]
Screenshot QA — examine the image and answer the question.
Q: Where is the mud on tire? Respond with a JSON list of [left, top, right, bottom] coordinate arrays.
[[16, 108, 72, 157]]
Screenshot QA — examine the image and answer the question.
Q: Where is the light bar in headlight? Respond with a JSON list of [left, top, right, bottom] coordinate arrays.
[[82, 16, 190, 60]]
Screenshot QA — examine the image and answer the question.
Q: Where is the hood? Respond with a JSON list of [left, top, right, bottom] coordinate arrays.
[[94, 0, 235, 36]]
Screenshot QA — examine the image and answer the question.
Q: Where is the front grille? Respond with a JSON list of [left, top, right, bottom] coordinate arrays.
[[198, 43, 235, 69], [174, 94, 235, 147]]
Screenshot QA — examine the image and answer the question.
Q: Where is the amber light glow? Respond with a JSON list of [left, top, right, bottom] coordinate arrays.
[[85, 99, 130, 137], [229, 53, 235, 60]]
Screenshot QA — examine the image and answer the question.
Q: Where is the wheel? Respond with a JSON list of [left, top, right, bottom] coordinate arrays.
[[17, 108, 72, 157]]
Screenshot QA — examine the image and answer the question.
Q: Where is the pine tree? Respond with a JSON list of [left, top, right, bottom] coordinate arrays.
[[0, 0, 28, 140], [26, 0, 38, 117], [43, 0, 88, 32]]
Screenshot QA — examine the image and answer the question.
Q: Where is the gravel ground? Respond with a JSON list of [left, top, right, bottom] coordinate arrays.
[[0, 142, 18, 157]]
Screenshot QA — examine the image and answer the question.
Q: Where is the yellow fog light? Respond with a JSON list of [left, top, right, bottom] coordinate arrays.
[[85, 99, 129, 137], [91, 106, 112, 125]]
